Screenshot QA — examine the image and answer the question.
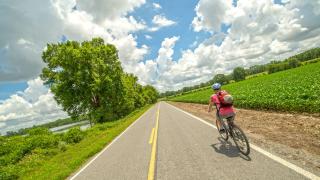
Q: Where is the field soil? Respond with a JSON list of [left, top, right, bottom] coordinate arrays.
[[169, 101, 320, 173]]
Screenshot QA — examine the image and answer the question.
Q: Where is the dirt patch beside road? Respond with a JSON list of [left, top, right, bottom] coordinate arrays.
[[168, 101, 320, 173]]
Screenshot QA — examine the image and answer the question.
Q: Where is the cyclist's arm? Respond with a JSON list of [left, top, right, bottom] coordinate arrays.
[[208, 95, 217, 112], [208, 99, 213, 112]]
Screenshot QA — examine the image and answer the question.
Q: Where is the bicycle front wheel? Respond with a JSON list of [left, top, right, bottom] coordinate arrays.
[[231, 124, 250, 156]]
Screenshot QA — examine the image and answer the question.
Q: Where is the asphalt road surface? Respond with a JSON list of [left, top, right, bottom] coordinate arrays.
[[70, 102, 319, 180]]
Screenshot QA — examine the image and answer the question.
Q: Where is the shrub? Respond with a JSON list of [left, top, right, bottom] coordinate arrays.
[[63, 127, 85, 144], [58, 141, 67, 152], [26, 134, 60, 150], [27, 127, 50, 136]]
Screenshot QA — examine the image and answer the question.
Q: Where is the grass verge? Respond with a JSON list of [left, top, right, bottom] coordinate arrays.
[[13, 105, 152, 180]]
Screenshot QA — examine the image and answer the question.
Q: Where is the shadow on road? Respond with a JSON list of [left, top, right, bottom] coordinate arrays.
[[211, 137, 251, 161]]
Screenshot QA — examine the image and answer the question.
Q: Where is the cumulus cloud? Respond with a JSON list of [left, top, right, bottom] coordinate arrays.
[[149, 15, 176, 31], [53, 0, 149, 70], [192, 0, 234, 32], [156, 36, 180, 70], [152, 15, 176, 27], [131, 36, 180, 91], [0, 0, 63, 81], [152, 3, 162, 10], [0, 78, 68, 134], [0, 0, 148, 82], [77, 0, 145, 22], [145, 35, 152, 40]]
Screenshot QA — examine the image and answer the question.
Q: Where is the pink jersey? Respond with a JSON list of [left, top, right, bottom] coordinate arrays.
[[211, 93, 235, 117]]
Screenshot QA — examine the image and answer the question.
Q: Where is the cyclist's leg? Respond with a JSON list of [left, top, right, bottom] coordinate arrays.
[[215, 112, 220, 126], [226, 115, 235, 126], [216, 113, 225, 131]]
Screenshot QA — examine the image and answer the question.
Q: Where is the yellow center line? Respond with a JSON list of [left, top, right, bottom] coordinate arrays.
[[148, 108, 160, 180], [149, 128, 155, 144]]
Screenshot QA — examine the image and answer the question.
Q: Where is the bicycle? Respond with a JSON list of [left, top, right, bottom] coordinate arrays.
[[214, 105, 250, 156]]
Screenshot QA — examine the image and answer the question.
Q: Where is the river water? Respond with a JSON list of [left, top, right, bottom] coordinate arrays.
[[50, 120, 91, 133]]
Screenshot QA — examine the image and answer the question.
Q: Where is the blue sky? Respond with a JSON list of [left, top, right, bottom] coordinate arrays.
[[0, 82, 27, 100]]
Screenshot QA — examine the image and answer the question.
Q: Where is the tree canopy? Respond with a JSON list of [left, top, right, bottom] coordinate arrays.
[[41, 38, 158, 123], [233, 67, 246, 81], [212, 74, 228, 84]]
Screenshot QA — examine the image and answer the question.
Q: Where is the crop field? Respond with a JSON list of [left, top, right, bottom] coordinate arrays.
[[169, 61, 320, 113]]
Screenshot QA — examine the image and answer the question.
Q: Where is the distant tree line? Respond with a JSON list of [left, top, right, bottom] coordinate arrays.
[[41, 38, 158, 124], [160, 47, 320, 97]]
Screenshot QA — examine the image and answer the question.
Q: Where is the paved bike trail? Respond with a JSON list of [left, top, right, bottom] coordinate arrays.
[[70, 102, 319, 180]]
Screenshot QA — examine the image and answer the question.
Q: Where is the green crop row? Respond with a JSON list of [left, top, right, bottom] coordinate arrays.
[[169, 61, 320, 113]]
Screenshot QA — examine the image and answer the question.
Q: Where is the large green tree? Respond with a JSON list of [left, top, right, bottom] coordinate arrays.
[[233, 67, 246, 81], [121, 73, 146, 113], [142, 85, 159, 104], [212, 74, 228, 84], [41, 38, 125, 122]]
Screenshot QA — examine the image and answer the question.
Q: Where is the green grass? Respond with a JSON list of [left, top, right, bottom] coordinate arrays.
[[169, 61, 320, 113], [245, 72, 267, 79], [301, 57, 320, 65], [0, 105, 152, 180]]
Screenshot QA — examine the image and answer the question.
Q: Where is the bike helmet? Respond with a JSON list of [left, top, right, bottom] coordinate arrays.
[[211, 83, 221, 90]]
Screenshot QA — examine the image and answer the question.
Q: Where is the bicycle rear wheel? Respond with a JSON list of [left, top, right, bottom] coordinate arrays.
[[231, 124, 250, 155], [216, 119, 228, 141]]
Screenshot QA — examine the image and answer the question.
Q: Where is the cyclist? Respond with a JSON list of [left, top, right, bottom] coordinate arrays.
[[208, 83, 235, 132]]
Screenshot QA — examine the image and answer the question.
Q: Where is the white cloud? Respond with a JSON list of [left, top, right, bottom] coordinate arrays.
[[0, 0, 63, 81], [145, 35, 152, 40], [158, 37, 180, 59], [21, 77, 48, 103], [192, 0, 234, 32], [0, 0, 148, 82], [153, 3, 162, 9], [0, 78, 68, 134], [76, 0, 145, 22], [132, 36, 180, 91], [152, 15, 176, 27], [148, 27, 160, 32], [113, 34, 149, 70], [148, 15, 176, 31]]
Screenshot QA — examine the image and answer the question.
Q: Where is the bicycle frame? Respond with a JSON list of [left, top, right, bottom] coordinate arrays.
[[214, 104, 233, 133]]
